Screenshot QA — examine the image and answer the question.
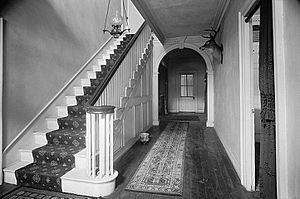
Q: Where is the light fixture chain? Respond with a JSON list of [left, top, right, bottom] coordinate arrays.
[[122, 0, 129, 28], [103, 0, 111, 32]]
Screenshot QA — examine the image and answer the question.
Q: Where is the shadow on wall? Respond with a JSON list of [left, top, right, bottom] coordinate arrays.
[[1, 0, 81, 149], [0, 0, 115, 148]]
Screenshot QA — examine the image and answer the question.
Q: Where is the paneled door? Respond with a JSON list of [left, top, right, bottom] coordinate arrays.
[[179, 73, 196, 112]]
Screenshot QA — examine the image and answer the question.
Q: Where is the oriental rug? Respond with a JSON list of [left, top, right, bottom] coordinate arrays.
[[125, 122, 188, 196], [1, 186, 96, 199]]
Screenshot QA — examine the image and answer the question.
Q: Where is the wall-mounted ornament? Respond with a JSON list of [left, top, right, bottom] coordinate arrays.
[[200, 27, 223, 64]]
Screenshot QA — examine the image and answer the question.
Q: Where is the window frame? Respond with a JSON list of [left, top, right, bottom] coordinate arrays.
[[180, 73, 194, 97]]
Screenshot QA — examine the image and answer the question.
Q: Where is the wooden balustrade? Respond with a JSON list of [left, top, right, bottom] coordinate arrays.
[[84, 24, 152, 183], [96, 25, 152, 107]]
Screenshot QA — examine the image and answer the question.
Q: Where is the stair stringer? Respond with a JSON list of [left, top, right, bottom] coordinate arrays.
[[2, 35, 126, 184]]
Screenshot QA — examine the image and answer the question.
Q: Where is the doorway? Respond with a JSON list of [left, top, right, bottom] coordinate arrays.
[[157, 48, 206, 116], [239, 0, 277, 197]]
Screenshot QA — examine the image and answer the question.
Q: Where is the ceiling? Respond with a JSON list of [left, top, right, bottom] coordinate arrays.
[[132, 0, 230, 43]]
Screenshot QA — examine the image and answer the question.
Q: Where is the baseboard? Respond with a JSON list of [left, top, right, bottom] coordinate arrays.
[[216, 131, 241, 178], [206, 120, 214, 127], [153, 120, 159, 125], [114, 136, 139, 162], [114, 124, 152, 162]]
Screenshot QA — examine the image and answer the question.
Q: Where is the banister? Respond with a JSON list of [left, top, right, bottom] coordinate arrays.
[[86, 22, 147, 106]]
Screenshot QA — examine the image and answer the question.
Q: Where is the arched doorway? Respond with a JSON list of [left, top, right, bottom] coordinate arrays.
[[158, 48, 206, 116], [152, 42, 214, 126]]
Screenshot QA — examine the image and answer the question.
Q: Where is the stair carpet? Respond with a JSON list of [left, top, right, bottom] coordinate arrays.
[[14, 34, 134, 192]]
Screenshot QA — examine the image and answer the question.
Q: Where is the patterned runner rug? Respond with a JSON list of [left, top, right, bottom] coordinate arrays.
[[126, 122, 188, 196], [2, 186, 96, 199]]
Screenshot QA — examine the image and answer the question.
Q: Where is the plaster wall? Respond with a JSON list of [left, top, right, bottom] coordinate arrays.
[[128, 0, 144, 33], [167, 58, 206, 113], [214, 0, 254, 176], [282, 0, 300, 198], [1, 0, 120, 149]]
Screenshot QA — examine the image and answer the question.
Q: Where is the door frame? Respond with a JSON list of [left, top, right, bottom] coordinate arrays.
[[238, 7, 255, 190], [0, 17, 3, 185], [239, 0, 288, 197]]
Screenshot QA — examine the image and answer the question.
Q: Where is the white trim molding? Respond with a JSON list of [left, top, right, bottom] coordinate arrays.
[[238, 1, 287, 197], [238, 10, 255, 191], [0, 17, 3, 186], [272, 0, 288, 198]]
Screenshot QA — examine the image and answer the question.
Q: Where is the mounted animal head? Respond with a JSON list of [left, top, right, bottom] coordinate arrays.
[[200, 27, 223, 63]]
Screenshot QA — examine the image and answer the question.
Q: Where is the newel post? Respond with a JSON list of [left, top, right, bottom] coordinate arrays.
[[85, 105, 118, 195]]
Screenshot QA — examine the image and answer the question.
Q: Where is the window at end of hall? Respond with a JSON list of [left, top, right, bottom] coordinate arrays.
[[180, 73, 194, 97]]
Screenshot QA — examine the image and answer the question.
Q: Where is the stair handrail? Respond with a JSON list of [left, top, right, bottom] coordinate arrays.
[[86, 22, 147, 107]]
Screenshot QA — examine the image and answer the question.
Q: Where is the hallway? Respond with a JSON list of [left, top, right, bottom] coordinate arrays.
[[0, 114, 258, 199], [107, 114, 256, 199]]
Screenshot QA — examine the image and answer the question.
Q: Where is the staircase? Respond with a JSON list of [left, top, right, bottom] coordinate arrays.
[[3, 34, 134, 193]]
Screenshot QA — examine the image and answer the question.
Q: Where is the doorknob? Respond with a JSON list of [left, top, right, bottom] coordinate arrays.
[[251, 108, 255, 113]]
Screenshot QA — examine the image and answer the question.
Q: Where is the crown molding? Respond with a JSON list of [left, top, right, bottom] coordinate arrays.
[[131, 0, 165, 44], [212, 0, 231, 29]]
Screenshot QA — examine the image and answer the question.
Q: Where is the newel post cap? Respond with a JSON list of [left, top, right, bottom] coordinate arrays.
[[85, 105, 115, 114]]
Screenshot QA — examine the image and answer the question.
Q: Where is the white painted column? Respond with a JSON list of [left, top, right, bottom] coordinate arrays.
[[206, 72, 214, 127], [152, 71, 159, 125]]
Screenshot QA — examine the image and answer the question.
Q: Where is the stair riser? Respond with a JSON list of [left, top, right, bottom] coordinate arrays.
[[20, 150, 33, 162], [4, 171, 17, 184], [65, 96, 77, 106], [46, 119, 59, 130], [57, 106, 68, 117], [81, 79, 91, 87], [87, 71, 96, 79], [34, 133, 47, 145]]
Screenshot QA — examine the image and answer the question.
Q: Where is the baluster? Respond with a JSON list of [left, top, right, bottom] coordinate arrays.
[[91, 113, 96, 178]]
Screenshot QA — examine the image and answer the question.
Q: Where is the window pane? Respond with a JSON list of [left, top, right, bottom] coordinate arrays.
[[187, 74, 193, 85], [187, 86, 193, 96], [180, 75, 186, 85], [181, 86, 186, 96]]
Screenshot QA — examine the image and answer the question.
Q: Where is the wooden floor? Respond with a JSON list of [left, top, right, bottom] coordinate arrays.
[[0, 114, 258, 199], [106, 114, 258, 199]]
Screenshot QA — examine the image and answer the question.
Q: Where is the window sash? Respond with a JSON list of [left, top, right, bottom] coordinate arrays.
[[180, 74, 194, 97]]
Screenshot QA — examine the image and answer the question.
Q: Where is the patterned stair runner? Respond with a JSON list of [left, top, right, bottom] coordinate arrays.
[[15, 34, 134, 192]]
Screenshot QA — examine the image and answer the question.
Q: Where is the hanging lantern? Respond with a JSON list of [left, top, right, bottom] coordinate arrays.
[[103, 0, 130, 39]]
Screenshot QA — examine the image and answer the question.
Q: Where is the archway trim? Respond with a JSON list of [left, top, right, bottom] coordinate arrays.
[[152, 42, 214, 127]]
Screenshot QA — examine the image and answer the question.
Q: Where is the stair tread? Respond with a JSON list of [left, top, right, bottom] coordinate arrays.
[[15, 161, 75, 192], [16, 162, 74, 177], [46, 129, 86, 147]]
